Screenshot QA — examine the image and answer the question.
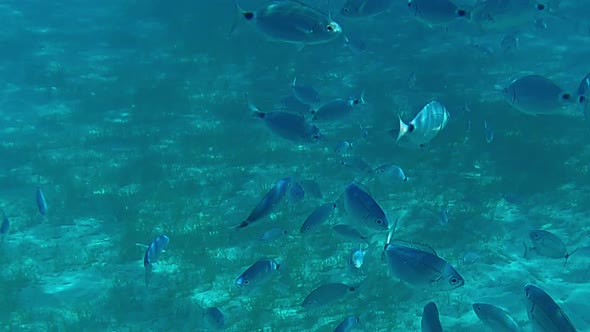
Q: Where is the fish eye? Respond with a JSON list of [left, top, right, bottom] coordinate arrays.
[[376, 219, 383, 225], [326, 24, 333, 32], [243, 280, 249, 285], [450, 277, 459, 285], [343, 7, 349, 13]]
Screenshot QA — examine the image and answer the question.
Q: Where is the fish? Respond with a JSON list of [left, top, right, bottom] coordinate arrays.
[[500, 32, 519, 53], [340, 0, 394, 18], [287, 180, 305, 204], [471, 0, 549, 31], [340, 156, 374, 177], [301, 282, 360, 309], [0, 210, 9, 244], [396, 100, 450, 147], [292, 77, 320, 106], [524, 229, 578, 265], [235, 258, 280, 289], [439, 207, 449, 226], [300, 203, 337, 234], [235, 177, 291, 229], [374, 164, 408, 182], [202, 307, 226, 330], [383, 233, 464, 290], [230, 0, 343, 46], [252, 109, 324, 144], [334, 140, 354, 155], [472, 302, 521, 332], [407, 0, 469, 27], [300, 179, 323, 199], [461, 251, 481, 265], [333, 315, 360, 332], [484, 121, 494, 143], [349, 245, 366, 268], [343, 182, 389, 230], [333, 224, 370, 243], [311, 94, 365, 122], [260, 227, 289, 242], [502, 75, 574, 115], [524, 284, 577, 332], [36, 185, 47, 216], [421, 301, 443, 332], [576, 72, 590, 123], [143, 234, 170, 287]]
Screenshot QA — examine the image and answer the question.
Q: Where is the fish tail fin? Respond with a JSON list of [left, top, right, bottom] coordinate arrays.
[[228, 0, 252, 38], [234, 220, 249, 229], [564, 247, 580, 266], [244, 92, 264, 117], [522, 241, 529, 259], [292, 77, 297, 88], [397, 114, 409, 141]]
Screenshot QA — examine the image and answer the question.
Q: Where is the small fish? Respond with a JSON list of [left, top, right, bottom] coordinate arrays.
[[143, 234, 170, 287], [383, 234, 464, 290], [471, 0, 548, 31], [235, 177, 291, 229], [407, 0, 469, 27], [333, 224, 370, 243], [312, 94, 365, 122], [340, 156, 373, 177], [343, 182, 389, 230], [287, 180, 305, 204], [500, 32, 519, 53], [524, 284, 577, 332], [279, 95, 313, 115], [374, 164, 408, 182], [203, 307, 226, 330], [247, 94, 324, 144], [502, 75, 574, 115], [235, 258, 280, 289], [230, 0, 343, 46], [292, 77, 320, 106], [334, 140, 354, 155], [525, 229, 578, 265], [461, 251, 480, 265], [260, 227, 289, 242], [36, 185, 47, 216], [396, 100, 450, 147], [421, 301, 443, 332], [484, 121, 494, 143], [300, 179, 323, 199], [439, 207, 449, 226], [334, 315, 360, 332], [340, 0, 393, 18], [302, 282, 360, 309], [349, 245, 365, 268], [301, 203, 337, 234], [472, 303, 520, 332]]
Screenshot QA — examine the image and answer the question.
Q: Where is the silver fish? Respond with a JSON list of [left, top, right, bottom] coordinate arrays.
[[236, 177, 291, 229], [500, 32, 519, 53], [302, 282, 360, 309], [332, 224, 370, 243], [343, 182, 389, 230], [396, 100, 449, 147], [340, 0, 394, 18], [292, 77, 320, 106], [301, 203, 337, 234], [524, 284, 577, 332], [312, 94, 365, 122], [203, 307, 226, 330], [260, 227, 289, 242], [235, 258, 280, 289], [503, 75, 573, 115], [334, 140, 354, 155], [36, 185, 47, 216], [349, 245, 365, 269], [334, 315, 360, 332], [231, 1, 342, 46], [421, 301, 443, 332], [471, 0, 549, 31], [525, 229, 577, 265], [143, 234, 170, 287], [484, 121, 494, 143], [374, 164, 408, 182], [472, 303, 520, 332], [383, 238, 464, 290], [407, 0, 469, 27]]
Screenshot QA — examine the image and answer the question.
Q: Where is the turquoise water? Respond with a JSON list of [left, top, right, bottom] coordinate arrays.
[[0, 0, 589, 331]]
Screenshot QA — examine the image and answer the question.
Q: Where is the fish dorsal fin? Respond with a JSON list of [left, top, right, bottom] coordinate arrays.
[[388, 239, 438, 255]]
